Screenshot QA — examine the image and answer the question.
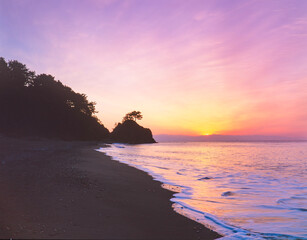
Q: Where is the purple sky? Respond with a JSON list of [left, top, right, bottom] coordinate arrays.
[[1, 0, 306, 137]]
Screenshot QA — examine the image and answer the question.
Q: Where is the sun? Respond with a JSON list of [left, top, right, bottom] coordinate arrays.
[[200, 130, 213, 136], [202, 133, 211, 136]]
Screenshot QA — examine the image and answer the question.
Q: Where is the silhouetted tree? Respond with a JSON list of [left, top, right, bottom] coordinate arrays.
[[0, 57, 109, 140], [122, 111, 143, 122]]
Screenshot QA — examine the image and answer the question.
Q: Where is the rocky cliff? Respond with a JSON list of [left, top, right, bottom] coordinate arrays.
[[110, 120, 156, 144]]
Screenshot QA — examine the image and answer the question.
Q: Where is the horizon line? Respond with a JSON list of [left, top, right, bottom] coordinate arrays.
[[153, 134, 307, 142]]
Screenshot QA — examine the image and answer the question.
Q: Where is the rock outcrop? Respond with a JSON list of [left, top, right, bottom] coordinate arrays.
[[110, 120, 156, 144]]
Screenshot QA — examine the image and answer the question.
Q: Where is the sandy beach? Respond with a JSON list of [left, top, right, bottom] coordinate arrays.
[[0, 136, 221, 239]]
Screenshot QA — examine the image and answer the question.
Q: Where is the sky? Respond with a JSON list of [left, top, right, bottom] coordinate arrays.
[[0, 0, 306, 138]]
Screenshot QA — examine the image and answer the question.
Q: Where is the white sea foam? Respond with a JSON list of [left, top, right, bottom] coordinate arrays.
[[97, 142, 307, 239]]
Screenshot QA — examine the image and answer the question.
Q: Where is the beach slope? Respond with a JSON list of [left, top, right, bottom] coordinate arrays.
[[0, 136, 221, 239]]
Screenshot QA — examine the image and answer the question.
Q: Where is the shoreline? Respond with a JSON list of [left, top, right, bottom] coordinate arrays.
[[99, 144, 244, 238], [0, 136, 221, 239], [101, 142, 307, 240]]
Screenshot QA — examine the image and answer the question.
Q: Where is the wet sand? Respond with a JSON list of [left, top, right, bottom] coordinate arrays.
[[0, 136, 221, 239]]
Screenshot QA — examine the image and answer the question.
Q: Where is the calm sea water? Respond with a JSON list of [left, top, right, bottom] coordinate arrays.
[[98, 142, 307, 239]]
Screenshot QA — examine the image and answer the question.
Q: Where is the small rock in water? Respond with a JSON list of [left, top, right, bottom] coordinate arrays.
[[222, 191, 235, 197], [198, 177, 212, 180]]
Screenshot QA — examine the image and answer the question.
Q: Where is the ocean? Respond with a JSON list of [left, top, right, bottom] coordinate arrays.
[[98, 142, 307, 239]]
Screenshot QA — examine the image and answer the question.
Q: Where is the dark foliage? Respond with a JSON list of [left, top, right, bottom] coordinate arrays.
[[0, 57, 109, 140], [111, 120, 156, 144], [122, 111, 143, 122]]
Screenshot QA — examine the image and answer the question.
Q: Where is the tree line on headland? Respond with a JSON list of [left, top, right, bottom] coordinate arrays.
[[0, 57, 155, 143]]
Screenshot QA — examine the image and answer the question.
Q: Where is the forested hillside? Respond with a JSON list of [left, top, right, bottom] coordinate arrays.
[[0, 57, 109, 140]]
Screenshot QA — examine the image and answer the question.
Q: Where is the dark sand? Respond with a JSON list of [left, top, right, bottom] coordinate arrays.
[[0, 136, 221, 239]]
